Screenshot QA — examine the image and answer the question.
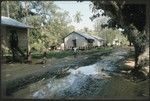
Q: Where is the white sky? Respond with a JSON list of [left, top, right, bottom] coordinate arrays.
[[54, 1, 95, 30]]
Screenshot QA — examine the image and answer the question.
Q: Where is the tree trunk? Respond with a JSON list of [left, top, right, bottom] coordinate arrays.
[[91, 0, 149, 78], [114, 2, 149, 77], [125, 25, 149, 77], [135, 43, 149, 76], [118, 5, 149, 77]]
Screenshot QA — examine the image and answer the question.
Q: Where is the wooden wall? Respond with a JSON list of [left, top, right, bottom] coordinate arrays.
[[1, 25, 28, 55]]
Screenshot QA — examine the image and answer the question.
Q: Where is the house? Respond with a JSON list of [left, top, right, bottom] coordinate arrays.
[[64, 31, 104, 50], [112, 38, 120, 46], [91, 35, 105, 47], [1, 16, 32, 61], [56, 43, 65, 51]]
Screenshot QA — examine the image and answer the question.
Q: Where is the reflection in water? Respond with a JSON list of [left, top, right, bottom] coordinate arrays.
[[32, 50, 127, 98], [32, 64, 109, 98]]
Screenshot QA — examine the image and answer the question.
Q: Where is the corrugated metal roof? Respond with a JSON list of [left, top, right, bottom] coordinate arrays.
[[1, 16, 32, 28], [75, 32, 95, 40], [91, 35, 105, 41], [73, 31, 104, 41]]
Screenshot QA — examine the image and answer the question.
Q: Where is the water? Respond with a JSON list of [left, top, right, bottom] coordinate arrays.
[[32, 49, 128, 99]]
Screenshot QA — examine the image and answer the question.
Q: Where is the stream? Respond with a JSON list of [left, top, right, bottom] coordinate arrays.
[[12, 49, 131, 99]]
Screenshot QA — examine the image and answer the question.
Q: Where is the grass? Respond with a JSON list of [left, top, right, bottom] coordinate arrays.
[[2, 47, 114, 60], [32, 47, 114, 59], [32, 50, 74, 59]]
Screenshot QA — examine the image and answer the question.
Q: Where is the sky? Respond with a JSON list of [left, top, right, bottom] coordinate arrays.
[[54, 1, 95, 30]]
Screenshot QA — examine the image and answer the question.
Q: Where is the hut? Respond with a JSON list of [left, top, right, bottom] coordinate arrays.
[[91, 35, 105, 47], [1, 16, 32, 62], [64, 31, 104, 50], [112, 38, 120, 46]]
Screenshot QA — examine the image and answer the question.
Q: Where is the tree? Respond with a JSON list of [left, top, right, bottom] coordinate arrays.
[[90, 0, 149, 77], [1, 1, 24, 21], [24, 1, 74, 52], [94, 16, 110, 32], [73, 11, 83, 23], [1, 1, 75, 54]]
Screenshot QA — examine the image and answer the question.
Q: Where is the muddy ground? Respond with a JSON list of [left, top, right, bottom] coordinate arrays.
[[1, 47, 113, 95], [1, 47, 149, 99]]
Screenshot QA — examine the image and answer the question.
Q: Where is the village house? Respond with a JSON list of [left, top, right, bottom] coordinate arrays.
[[112, 38, 127, 46], [64, 31, 104, 50], [112, 38, 120, 46], [1, 16, 32, 61]]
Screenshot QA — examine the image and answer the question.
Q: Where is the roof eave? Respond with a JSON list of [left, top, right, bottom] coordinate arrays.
[[1, 24, 33, 29]]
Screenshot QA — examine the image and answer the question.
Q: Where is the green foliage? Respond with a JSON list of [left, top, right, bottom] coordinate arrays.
[[1, 1, 75, 53], [26, 2, 75, 52], [91, 1, 149, 71], [2, 1, 74, 52], [91, 1, 147, 44], [92, 16, 128, 45], [93, 28, 128, 45], [32, 47, 113, 59], [32, 51, 74, 59], [91, 1, 148, 43], [1, 1, 23, 21]]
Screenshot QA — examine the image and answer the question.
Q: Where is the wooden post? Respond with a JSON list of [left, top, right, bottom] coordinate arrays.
[[27, 28, 30, 57]]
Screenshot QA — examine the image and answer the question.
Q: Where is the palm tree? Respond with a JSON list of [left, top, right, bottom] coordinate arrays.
[[73, 11, 83, 23], [6, 1, 10, 17]]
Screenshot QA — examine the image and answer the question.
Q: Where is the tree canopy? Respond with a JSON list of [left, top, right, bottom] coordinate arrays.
[[90, 0, 149, 76], [1, 1, 75, 52]]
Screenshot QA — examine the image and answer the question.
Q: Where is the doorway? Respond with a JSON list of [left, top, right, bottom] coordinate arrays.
[[72, 39, 77, 47]]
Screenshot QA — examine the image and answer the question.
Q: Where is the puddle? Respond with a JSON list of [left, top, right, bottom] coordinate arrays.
[[32, 50, 128, 99], [32, 64, 105, 98]]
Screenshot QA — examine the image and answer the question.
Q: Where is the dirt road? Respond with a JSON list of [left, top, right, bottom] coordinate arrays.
[[9, 47, 149, 99], [2, 47, 113, 95], [2, 47, 149, 99]]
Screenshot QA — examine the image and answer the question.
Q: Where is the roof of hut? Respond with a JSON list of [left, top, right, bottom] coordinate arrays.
[[91, 35, 105, 41], [66, 31, 104, 41], [74, 31, 95, 40], [1, 16, 32, 28]]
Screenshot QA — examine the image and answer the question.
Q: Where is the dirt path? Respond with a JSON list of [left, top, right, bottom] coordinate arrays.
[[3, 47, 148, 99], [30, 47, 129, 99], [2, 47, 113, 96]]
